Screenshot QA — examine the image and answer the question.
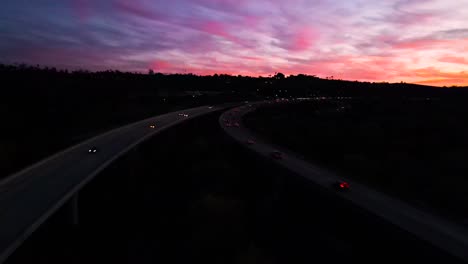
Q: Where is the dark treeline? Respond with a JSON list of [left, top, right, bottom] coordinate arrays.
[[2, 63, 468, 100], [1, 63, 467, 178]]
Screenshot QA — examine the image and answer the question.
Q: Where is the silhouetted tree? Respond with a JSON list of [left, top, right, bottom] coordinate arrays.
[[274, 72, 285, 80]]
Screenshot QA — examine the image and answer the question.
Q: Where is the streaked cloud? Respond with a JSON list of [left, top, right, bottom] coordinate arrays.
[[0, 0, 466, 86], [439, 56, 468, 65]]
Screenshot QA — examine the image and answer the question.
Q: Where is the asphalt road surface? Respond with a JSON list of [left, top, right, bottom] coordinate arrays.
[[220, 100, 468, 263], [0, 103, 234, 263]]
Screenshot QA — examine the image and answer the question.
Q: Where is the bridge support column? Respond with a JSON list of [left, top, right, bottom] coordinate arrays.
[[128, 146, 145, 193], [67, 193, 80, 227], [271, 173, 284, 202]]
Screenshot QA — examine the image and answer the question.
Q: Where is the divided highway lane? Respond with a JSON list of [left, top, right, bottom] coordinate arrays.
[[220, 101, 468, 263], [0, 103, 235, 263]]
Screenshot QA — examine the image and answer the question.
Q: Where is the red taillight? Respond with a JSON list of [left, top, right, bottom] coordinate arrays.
[[339, 182, 350, 189]]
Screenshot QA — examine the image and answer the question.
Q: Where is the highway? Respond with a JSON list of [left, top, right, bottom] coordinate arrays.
[[220, 100, 468, 263], [0, 104, 234, 263]]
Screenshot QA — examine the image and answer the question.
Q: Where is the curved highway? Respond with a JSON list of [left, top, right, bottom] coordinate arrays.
[[0, 103, 235, 263], [220, 100, 468, 262]]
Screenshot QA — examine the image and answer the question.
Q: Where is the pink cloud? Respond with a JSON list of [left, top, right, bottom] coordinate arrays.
[[274, 27, 318, 52], [389, 10, 434, 27], [243, 16, 263, 28], [390, 38, 468, 53], [281, 55, 407, 82], [200, 21, 232, 39], [192, 20, 253, 47], [292, 28, 317, 51], [438, 56, 468, 65], [150, 60, 173, 71], [392, 38, 448, 50], [239, 56, 264, 61]]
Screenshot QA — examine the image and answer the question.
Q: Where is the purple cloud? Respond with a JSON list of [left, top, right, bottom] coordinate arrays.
[[0, 0, 466, 86]]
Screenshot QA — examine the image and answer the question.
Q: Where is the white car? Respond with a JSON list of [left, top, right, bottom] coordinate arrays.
[[88, 147, 98, 153]]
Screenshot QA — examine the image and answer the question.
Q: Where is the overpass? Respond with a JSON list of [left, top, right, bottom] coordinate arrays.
[[0, 104, 235, 263], [220, 100, 468, 263]]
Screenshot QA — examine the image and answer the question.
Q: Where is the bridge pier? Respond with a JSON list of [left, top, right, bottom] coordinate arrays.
[[127, 147, 141, 193], [271, 173, 284, 203], [67, 193, 80, 227]]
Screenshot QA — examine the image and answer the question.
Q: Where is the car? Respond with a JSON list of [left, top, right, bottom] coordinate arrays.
[[333, 180, 350, 191], [149, 124, 156, 129], [88, 146, 98, 153], [225, 122, 232, 127], [233, 122, 240, 127], [246, 139, 255, 145], [208, 106, 214, 109], [271, 151, 283, 160]]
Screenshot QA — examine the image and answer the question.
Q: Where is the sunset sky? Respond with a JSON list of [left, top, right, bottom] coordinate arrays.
[[1, 0, 467, 86]]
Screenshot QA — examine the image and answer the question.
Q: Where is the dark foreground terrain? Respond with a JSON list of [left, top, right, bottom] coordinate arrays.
[[5, 111, 464, 263], [244, 98, 468, 226]]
